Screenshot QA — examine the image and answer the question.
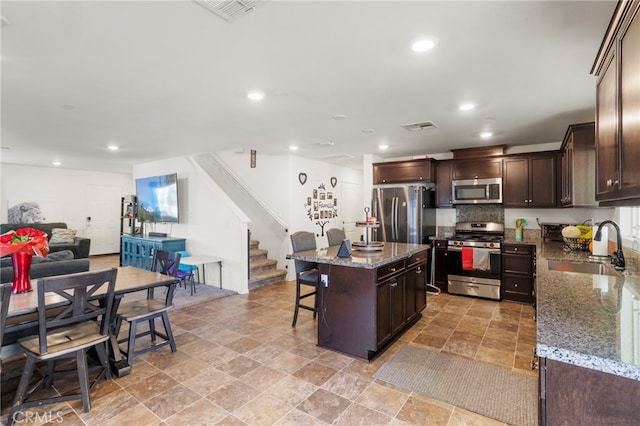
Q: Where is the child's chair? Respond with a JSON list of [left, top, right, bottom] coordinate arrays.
[[177, 251, 199, 295]]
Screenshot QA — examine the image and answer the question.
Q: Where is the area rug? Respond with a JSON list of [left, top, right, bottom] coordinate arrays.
[[374, 345, 537, 426], [125, 282, 237, 309]]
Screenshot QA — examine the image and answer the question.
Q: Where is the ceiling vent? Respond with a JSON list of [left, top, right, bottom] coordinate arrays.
[[193, 0, 263, 22], [401, 120, 438, 132], [319, 153, 355, 161]]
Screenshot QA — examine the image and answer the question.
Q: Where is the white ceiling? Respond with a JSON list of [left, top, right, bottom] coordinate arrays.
[[0, 0, 617, 174]]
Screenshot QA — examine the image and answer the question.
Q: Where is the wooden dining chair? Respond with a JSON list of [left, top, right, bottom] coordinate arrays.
[[114, 249, 180, 367], [7, 268, 118, 426], [290, 231, 319, 327], [326, 228, 346, 247]]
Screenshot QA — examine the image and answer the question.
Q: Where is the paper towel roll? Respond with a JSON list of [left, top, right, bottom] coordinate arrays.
[[592, 225, 609, 256]]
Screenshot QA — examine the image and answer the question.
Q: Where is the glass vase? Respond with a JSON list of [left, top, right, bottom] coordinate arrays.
[[11, 252, 33, 294]]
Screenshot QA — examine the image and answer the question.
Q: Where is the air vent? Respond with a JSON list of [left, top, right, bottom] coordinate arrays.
[[401, 120, 438, 132], [319, 153, 355, 161], [193, 0, 263, 22]]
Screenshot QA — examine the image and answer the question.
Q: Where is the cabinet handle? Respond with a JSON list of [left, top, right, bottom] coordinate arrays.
[[416, 267, 422, 274], [529, 200, 532, 203], [607, 179, 612, 187], [514, 283, 519, 287], [390, 267, 396, 272], [514, 247, 518, 251]]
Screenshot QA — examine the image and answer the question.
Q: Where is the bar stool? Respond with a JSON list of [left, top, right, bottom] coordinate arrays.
[[290, 231, 319, 327], [326, 228, 346, 247]]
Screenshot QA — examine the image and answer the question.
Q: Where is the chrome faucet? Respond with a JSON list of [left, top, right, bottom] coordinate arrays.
[[594, 220, 625, 270]]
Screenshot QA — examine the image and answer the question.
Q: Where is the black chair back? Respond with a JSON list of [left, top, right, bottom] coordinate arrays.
[[149, 250, 181, 305], [290, 231, 317, 274], [0, 282, 12, 348], [35, 268, 118, 355]]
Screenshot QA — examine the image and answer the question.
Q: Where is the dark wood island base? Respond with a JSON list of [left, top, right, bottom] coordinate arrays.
[[289, 243, 430, 361]]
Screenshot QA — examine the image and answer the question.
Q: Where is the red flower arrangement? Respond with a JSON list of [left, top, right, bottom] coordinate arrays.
[[0, 227, 49, 257]]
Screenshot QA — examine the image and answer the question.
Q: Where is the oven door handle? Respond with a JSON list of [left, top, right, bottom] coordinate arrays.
[[447, 247, 501, 255]]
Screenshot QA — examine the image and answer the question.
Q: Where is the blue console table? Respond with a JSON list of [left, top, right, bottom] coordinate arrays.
[[120, 235, 186, 270]]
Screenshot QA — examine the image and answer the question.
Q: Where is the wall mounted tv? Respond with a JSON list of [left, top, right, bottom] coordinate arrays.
[[135, 173, 179, 223]]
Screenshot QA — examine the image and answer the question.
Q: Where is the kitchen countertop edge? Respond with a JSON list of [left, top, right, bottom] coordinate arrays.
[[288, 242, 430, 269]]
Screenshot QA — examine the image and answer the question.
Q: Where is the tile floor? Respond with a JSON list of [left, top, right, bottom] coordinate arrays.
[[1, 254, 537, 425]]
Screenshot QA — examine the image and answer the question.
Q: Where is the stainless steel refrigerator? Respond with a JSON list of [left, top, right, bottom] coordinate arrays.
[[372, 183, 436, 244]]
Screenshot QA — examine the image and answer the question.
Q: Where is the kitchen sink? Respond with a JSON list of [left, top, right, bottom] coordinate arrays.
[[547, 259, 617, 276]]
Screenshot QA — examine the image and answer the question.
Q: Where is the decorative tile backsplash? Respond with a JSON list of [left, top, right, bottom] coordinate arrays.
[[456, 205, 504, 223]]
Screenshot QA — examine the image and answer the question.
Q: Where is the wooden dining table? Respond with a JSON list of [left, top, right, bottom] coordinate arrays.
[[5, 266, 180, 377]]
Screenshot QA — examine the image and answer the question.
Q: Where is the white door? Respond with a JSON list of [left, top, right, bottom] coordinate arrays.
[[86, 185, 122, 255], [341, 181, 361, 242]]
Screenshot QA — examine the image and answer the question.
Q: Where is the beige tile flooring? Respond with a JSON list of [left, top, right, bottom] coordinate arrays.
[[1, 255, 537, 425]]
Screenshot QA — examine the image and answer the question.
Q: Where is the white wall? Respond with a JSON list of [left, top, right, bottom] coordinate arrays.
[[217, 151, 363, 280], [134, 157, 250, 294], [0, 164, 133, 237]]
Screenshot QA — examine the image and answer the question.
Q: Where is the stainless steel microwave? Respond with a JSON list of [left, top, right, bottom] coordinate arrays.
[[451, 178, 502, 204]]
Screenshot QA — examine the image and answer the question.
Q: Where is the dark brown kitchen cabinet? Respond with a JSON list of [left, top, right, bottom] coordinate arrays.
[[435, 161, 453, 207], [501, 243, 535, 304], [433, 240, 448, 292], [560, 123, 596, 207], [373, 158, 434, 184], [452, 158, 502, 180], [539, 357, 640, 425], [503, 154, 557, 208], [406, 251, 428, 318], [376, 259, 407, 348], [593, 1, 640, 203]]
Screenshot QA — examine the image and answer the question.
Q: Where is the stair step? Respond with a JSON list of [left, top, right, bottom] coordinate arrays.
[[249, 248, 268, 261], [250, 258, 277, 274], [249, 239, 259, 249], [249, 268, 287, 290]]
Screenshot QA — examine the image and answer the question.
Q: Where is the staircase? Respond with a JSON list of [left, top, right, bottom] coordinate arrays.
[[248, 239, 287, 290]]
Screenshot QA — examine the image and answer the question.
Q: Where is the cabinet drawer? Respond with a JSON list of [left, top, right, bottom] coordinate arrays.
[[502, 244, 534, 255], [377, 260, 405, 282], [407, 250, 428, 267], [502, 275, 533, 300], [502, 254, 534, 276], [433, 239, 448, 249]]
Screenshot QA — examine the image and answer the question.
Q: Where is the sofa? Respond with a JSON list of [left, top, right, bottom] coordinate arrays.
[[0, 222, 91, 259], [0, 250, 90, 284]]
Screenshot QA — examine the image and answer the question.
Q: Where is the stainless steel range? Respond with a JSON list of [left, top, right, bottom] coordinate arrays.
[[447, 222, 504, 300]]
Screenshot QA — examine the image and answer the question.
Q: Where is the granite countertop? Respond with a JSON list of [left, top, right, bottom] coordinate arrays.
[[535, 241, 640, 381], [287, 242, 430, 269]]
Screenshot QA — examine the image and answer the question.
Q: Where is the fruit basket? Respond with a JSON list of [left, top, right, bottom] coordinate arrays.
[[563, 237, 591, 251]]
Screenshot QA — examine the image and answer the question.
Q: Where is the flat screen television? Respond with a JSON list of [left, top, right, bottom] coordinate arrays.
[[135, 173, 179, 223]]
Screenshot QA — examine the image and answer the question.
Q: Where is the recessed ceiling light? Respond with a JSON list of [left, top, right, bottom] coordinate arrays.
[[247, 91, 264, 101], [362, 128, 375, 134], [332, 114, 347, 120], [459, 103, 476, 111], [0, 16, 9, 27], [480, 132, 493, 139], [107, 144, 119, 151], [52, 161, 62, 166], [379, 144, 389, 150], [411, 38, 437, 52], [289, 145, 298, 151]]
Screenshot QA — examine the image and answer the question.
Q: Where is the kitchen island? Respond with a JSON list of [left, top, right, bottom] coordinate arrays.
[[534, 241, 640, 425], [288, 242, 430, 360]]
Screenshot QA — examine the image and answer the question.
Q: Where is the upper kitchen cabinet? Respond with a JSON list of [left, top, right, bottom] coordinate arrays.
[[372, 158, 434, 184], [435, 161, 453, 207], [560, 123, 597, 207], [503, 153, 558, 208], [452, 158, 503, 180], [592, 1, 640, 203]]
